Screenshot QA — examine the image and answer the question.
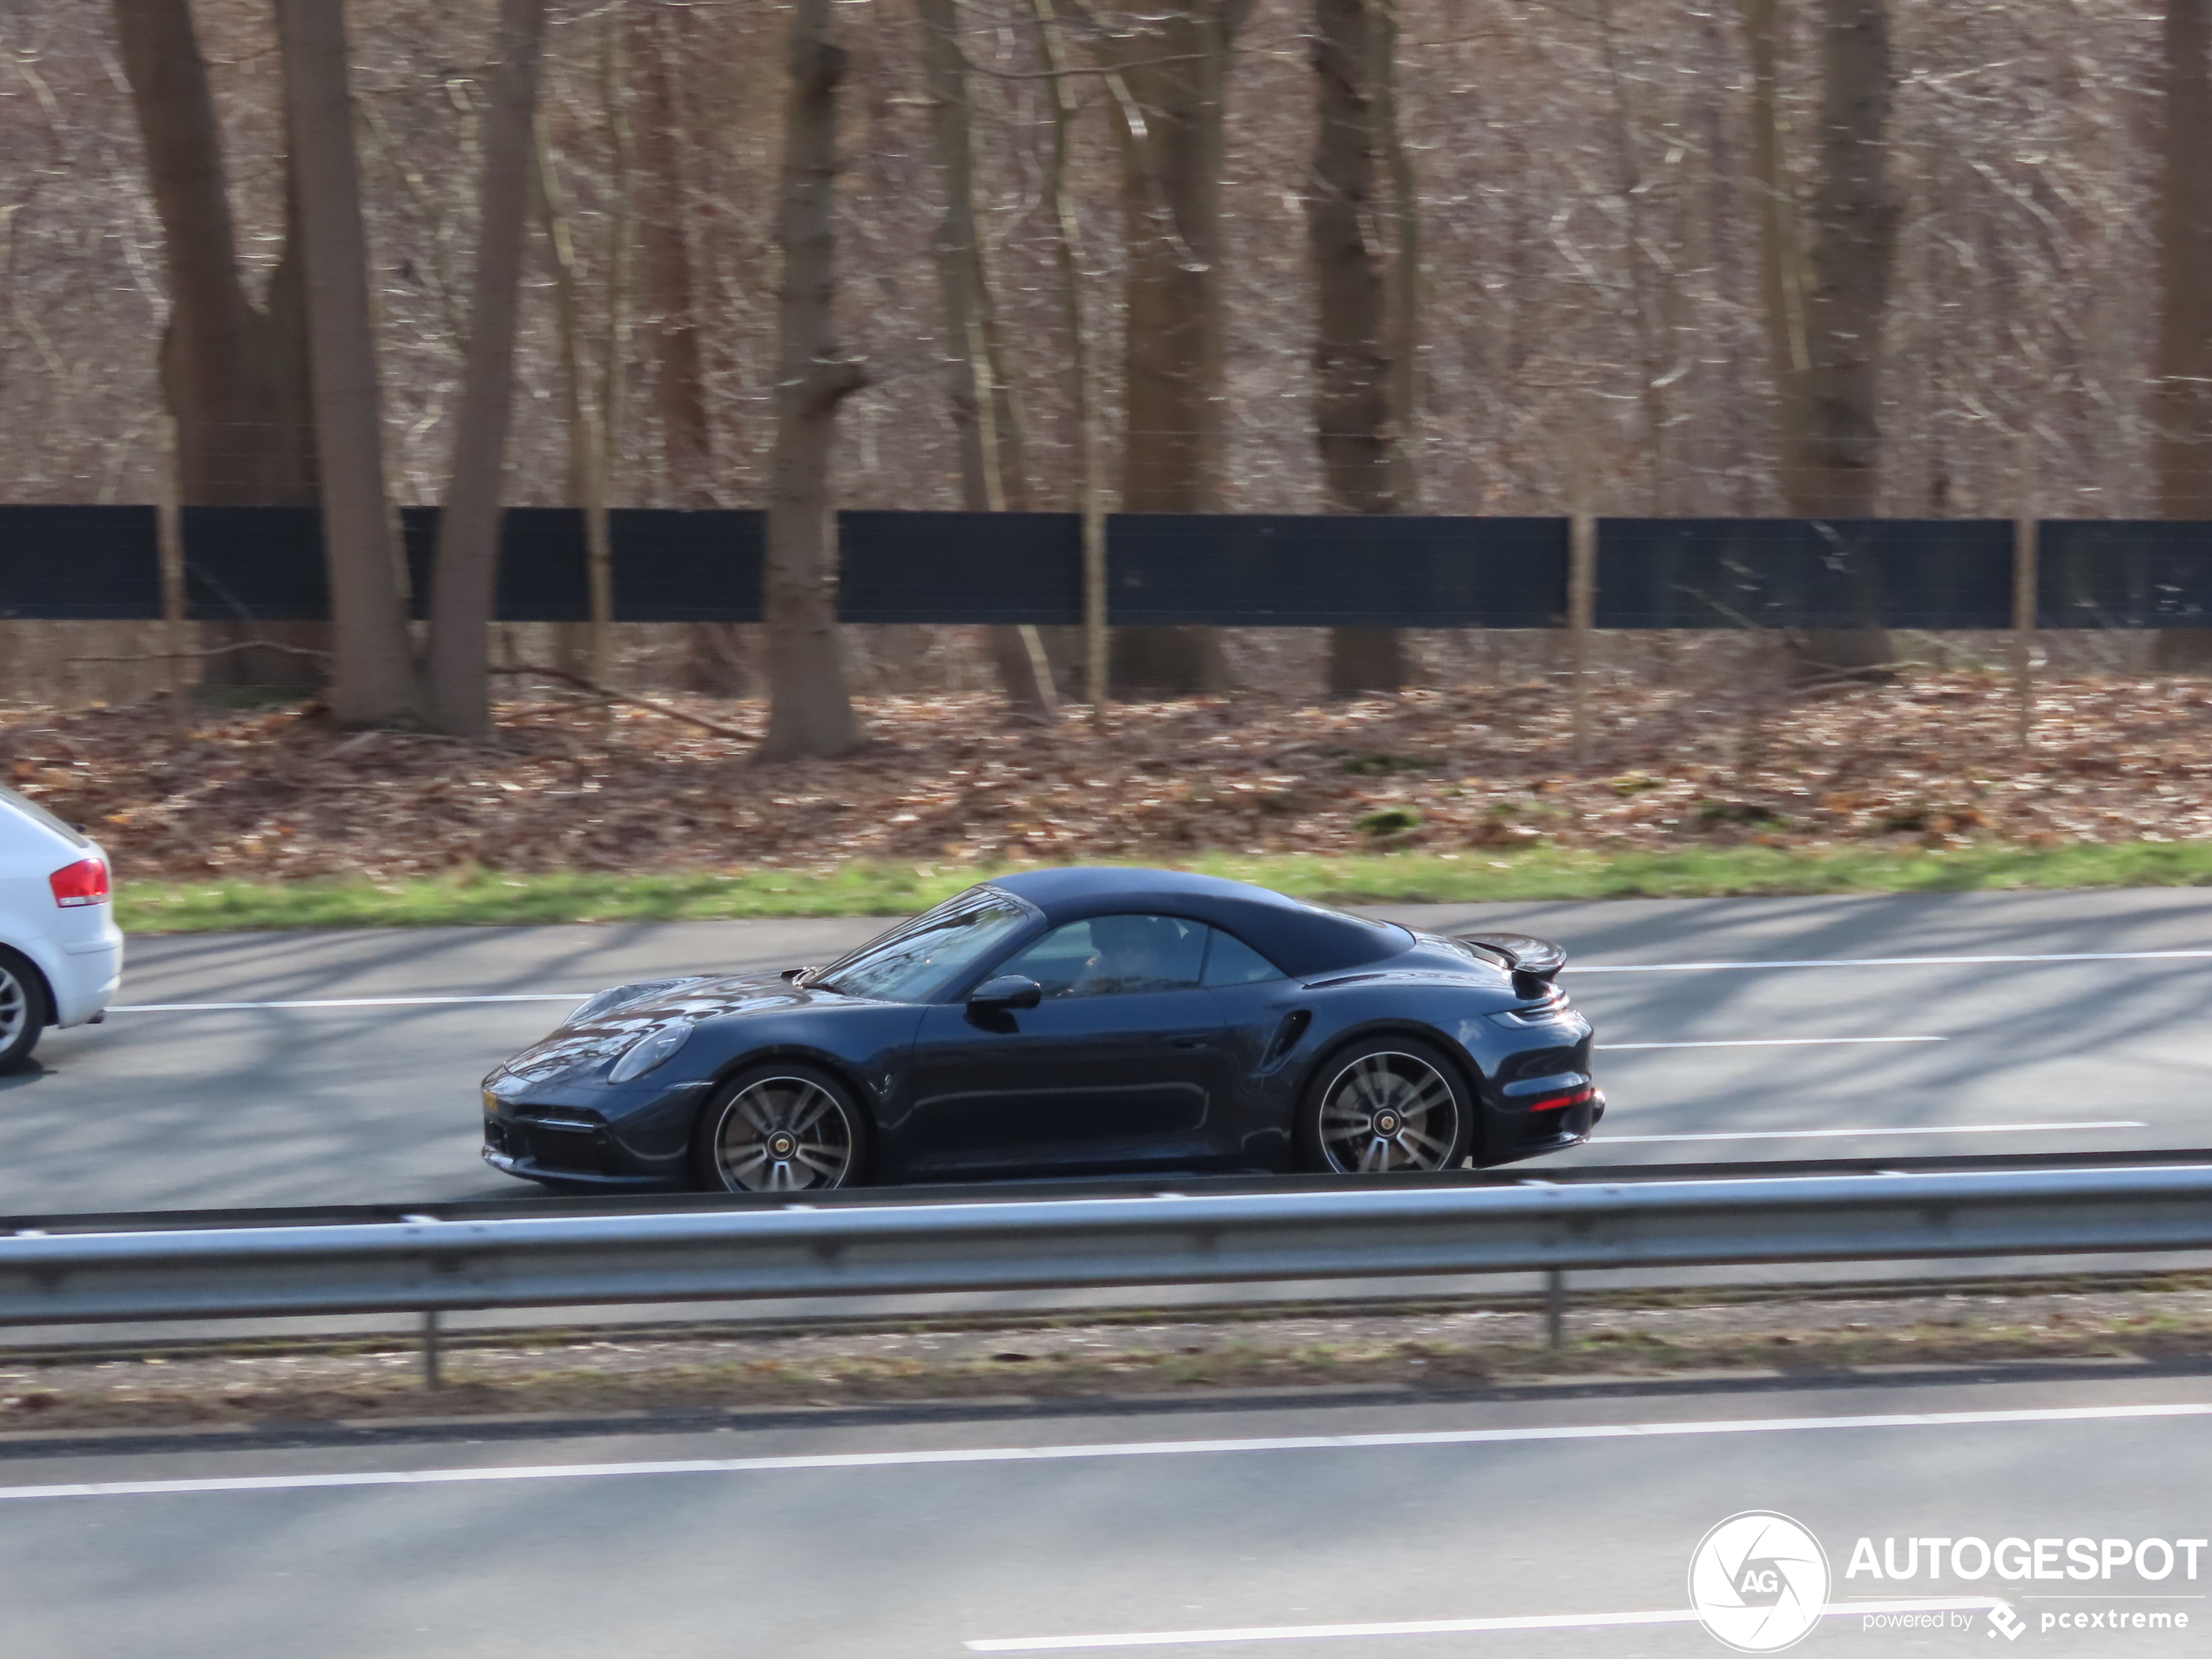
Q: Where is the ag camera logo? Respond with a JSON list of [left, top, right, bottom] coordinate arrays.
[[1689, 1511, 1831, 1653]]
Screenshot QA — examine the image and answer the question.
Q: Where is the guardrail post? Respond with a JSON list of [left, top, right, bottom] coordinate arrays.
[[1545, 1269, 1568, 1348], [421, 1308, 442, 1389]]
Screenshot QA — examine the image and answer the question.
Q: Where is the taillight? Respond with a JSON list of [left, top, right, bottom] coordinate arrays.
[[1526, 1082, 1595, 1113], [50, 857, 110, 907]]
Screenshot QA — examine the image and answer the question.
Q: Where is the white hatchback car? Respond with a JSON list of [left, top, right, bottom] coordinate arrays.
[[0, 786, 121, 1069]]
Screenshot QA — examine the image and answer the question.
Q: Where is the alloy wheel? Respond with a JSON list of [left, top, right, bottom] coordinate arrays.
[[1316, 1051, 1462, 1173], [711, 1076, 858, 1191], [0, 968, 29, 1057]]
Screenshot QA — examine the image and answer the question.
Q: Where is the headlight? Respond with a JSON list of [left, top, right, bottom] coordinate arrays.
[[607, 1022, 691, 1083]]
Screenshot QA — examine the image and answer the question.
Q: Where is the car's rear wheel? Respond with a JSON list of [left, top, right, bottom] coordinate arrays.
[[0, 951, 48, 1074], [691, 1064, 869, 1192], [1296, 1038, 1472, 1174]]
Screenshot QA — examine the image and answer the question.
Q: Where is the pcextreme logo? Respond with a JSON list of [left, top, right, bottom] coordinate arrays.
[[1689, 1511, 1832, 1653]]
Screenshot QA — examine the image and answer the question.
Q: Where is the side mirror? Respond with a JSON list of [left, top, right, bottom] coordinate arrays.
[[969, 974, 1042, 1012]]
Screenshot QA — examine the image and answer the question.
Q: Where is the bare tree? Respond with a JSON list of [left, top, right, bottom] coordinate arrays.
[[1749, 0, 1899, 678], [426, 0, 549, 736], [631, 2, 711, 505], [1098, 0, 1251, 695], [2154, 0, 2212, 669], [533, 121, 598, 677], [275, 0, 421, 726], [1309, 0, 1413, 694], [758, 0, 867, 760], [630, 0, 746, 694], [917, 0, 1057, 720], [111, 0, 322, 691], [1032, 0, 1109, 721]]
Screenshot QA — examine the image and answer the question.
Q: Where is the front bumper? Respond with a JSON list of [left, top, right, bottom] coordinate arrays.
[[480, 1140, 676, 1190], [480, 1077, 705, 1190]]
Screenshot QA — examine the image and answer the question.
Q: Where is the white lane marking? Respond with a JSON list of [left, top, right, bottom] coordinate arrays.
[[109, 994, 590, 1013], [1595, 1120, 2148, 1144], [966, 1599, 2001, 1652], [0, 1402, 2197, 1505], [1604, 1035, 1946, 1049], [1569, 948, 2212, 974]]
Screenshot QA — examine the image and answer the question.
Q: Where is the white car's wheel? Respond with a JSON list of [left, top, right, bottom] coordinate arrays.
[[0, 950, 48, 1073]]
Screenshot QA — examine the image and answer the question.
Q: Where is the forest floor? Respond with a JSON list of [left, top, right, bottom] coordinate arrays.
[[6, 670, 2212, 928]]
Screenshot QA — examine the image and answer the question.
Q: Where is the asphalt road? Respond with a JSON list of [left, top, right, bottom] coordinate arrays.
[[3, 1372, 2206, 1656], [8, 886, 2208, 1217]]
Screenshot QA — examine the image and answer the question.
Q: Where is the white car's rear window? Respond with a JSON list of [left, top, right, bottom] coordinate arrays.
[[0, 785, 89, 847]]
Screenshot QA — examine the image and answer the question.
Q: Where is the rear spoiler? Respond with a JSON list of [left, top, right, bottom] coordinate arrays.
[[1455, 932, 1568, 1000]]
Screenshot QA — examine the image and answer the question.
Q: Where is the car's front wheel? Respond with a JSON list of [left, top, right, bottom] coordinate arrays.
[[1296, 1037, 1472, 1174], [691, 1063, 869, 1192]]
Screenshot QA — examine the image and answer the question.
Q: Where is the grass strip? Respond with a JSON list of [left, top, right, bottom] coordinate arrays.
[[112, 840, 2212, 933]]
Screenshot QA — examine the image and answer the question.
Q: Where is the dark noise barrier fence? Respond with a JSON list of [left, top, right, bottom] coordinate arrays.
[[4, 505, 2212, 628]]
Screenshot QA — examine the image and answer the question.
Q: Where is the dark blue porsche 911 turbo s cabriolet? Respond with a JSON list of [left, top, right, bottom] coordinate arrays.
[[481, 867, 1602, 1192]]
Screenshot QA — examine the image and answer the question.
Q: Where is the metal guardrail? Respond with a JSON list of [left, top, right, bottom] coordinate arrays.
[[12, 1147, 2206, 1238], [4, 1163, 2212, 1327]]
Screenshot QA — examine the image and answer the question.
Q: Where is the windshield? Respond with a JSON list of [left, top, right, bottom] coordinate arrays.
[[812, 887, 1035, 1003]]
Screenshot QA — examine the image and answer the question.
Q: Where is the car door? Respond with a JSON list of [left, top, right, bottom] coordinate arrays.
[[894, 914, 1236, 1177]]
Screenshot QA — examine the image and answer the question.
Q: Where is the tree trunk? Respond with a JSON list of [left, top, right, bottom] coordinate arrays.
[[534, 121, 596, 679], [113, 0, 290, 507], [209, 158, 329, 693], [275, 0, 422, 725], [1032, 0, 1109, 723], [1310, 0, 1411, 696], [918, 0, 1056, 720], [1596, 0, 1680, 514], [428, 0, 549, 738], [2155, 1, 2212, 669], [757, 0, 867, 760], [112, 0, 327, 694], [631, 2, 711, 504], [1100, 0, 1250, 696], [1754, 0, 1898, 679], [631, 2, 743, 695]]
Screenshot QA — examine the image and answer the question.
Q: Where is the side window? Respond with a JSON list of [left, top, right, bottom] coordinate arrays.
[[995, 914, 1208, 998], [1203, 928, 1285, 987]]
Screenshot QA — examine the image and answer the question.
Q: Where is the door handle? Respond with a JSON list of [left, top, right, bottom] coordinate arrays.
[[1164, 1035, 1211, 1049]]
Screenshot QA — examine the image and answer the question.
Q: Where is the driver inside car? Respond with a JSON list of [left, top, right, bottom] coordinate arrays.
[[1069, 914, 1198, 997]]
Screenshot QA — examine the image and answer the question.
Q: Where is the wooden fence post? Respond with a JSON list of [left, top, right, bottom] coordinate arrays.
[[157, 415, 187, 698], [1569, 512, 1597, 767], [2013, 473, 2037, 751]]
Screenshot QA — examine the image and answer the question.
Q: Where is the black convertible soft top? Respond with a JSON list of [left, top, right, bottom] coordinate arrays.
[[987, 867, 1412, 979]]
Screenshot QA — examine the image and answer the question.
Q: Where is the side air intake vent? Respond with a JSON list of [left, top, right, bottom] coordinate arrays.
[[1264, 1009, 1312, 1067]]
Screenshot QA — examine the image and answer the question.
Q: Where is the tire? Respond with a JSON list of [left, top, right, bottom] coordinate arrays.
[[1295, 1035, 1473, 1174], [0, 950, 48, 1075], [690, 1062, 871, 1192]]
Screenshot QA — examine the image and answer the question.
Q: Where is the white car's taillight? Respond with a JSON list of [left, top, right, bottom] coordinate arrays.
[[50, 857, 111, 907]]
